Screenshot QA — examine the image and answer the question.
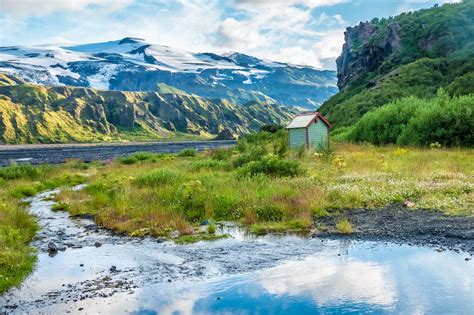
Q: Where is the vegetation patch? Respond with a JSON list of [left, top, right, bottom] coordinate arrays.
[[336, 218, 354, 234], [174, 233, 228, 244], [0, 163, 89, 293]]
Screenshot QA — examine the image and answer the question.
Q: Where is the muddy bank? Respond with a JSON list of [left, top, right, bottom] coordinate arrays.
[[313, 204, 474, 254]]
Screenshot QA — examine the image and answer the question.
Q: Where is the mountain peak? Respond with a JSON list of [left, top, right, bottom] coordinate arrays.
[[118, 37, 146, 45]]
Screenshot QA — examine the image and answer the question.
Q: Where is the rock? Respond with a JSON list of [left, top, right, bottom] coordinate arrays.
[[403, 200, 416, 208], [79, 264, 84, 267], [109, 266, 118, 273], [170, 230, 180, 239], [48, 241, 58, 253], [465, 257, 471, 261], [336, 21, 401, 90], [214, 129, 235, 140], [94, 242, 102, 248]]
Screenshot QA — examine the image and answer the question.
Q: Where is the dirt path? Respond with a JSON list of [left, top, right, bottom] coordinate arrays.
[[0, 140, 236, 166], [313, 204, 474, 254]]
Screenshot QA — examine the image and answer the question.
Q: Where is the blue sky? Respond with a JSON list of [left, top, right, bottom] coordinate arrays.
[[0, 0, 461, 69]]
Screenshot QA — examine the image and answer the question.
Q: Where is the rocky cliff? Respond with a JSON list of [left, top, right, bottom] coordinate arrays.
[[319, 0, 474, 127], [0, 74, 293, 144], [337, 22, 401, 89]]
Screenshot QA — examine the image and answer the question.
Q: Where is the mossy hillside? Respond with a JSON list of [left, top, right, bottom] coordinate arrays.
[[320, 1, 474, 127], [0, 75, 293, 144]]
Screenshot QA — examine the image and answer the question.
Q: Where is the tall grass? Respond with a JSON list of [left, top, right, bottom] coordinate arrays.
[[56, 132, 473, 244]]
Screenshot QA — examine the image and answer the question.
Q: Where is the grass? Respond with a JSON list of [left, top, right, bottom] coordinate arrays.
[[1, 131, 473, 292], [54, 131, 474, 242], [336, 218, 354, 234]]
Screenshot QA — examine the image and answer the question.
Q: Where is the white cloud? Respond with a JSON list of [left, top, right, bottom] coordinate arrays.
[[0, 0, 347, 69], [0, 0, 133, 17], [258, 256, 397, 306], [213, 3, 347, 69], [235, 0, 349, 10]]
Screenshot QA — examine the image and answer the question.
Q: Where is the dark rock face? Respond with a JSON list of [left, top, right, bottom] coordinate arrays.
[[336, 22, 402, 90], [214, 129, 235, 140]]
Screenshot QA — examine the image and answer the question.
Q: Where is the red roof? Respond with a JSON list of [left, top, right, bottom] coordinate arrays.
[[286, 112, 332, 129]]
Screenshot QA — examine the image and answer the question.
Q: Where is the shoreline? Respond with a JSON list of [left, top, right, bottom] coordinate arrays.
[[313, 204, 474, 255]]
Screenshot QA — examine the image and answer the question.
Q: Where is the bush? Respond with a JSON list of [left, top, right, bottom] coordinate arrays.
[[178, 148, 197, 157], [188, 159, 227, 171], [211, 148, 233, 161], [136, 169, 182, 187], [232, 145, 267, 168], [10, 186, 37, 198], [343, 91, 474, 146], [255, 205, 284, 222], [0, 164, 46, 180], [177, 180, 207, 221], [238, 156, 304, 177], [117, 156, 138, 165]]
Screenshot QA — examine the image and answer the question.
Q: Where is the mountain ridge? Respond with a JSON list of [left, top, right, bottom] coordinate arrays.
[[0, 73, 293, 144], [0, 38, 337, 110]]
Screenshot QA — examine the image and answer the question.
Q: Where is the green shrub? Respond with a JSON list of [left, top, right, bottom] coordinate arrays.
[[178, 148, 197, 157], [177, 180, 207, 220], [117, 156, 138, 165], [136, 169, 182, 187], [0, 164, 46, 180], [238, 156, 304, 177], [207, 221, 216, 234], [188, 159, 227, 171], [211, 148, 233, 161], [131, 152, 161, 161], [10, 186, 37, 198], [232, 146, 267, 168], [272, 130, 289, 158], [255, 205, 283, 222], [343, 91, 474, 147]]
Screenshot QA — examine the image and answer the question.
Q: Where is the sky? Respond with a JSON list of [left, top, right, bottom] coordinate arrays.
[[0, 0, 462, 69]]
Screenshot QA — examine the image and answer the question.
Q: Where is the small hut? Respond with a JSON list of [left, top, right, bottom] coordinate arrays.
[[286, 112, 331, 149]]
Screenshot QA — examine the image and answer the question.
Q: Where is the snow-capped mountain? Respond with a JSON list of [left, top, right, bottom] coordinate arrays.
[[0, 37, 337, 109]]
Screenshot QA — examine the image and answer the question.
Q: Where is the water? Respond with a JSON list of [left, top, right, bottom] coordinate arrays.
[[0, 189, 472, 314]]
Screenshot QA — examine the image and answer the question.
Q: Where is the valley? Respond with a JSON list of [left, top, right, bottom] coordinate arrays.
[[0, 1, 473, 314]]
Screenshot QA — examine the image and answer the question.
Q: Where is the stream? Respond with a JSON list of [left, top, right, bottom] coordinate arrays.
[[0, 188, 472, 314]]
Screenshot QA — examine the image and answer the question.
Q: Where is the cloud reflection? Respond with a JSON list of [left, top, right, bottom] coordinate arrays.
[[258, 255, 397, 307]]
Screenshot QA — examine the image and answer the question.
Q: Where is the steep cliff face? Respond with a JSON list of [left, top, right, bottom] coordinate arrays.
[[337, 22, 401, 89], [0, 74, 293, 144], [319, 1, 474, 127]]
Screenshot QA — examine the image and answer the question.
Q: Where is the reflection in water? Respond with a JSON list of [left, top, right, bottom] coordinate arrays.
[[1, 191, 472, 314], [258, 256, 396, 307], [134, 245, 472, 315]]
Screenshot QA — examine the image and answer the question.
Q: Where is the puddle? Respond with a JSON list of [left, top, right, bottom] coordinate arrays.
[[1, 189, 472, 314]]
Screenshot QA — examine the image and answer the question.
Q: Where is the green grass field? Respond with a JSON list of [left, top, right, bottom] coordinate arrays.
[[1, 131, 473, 293]]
